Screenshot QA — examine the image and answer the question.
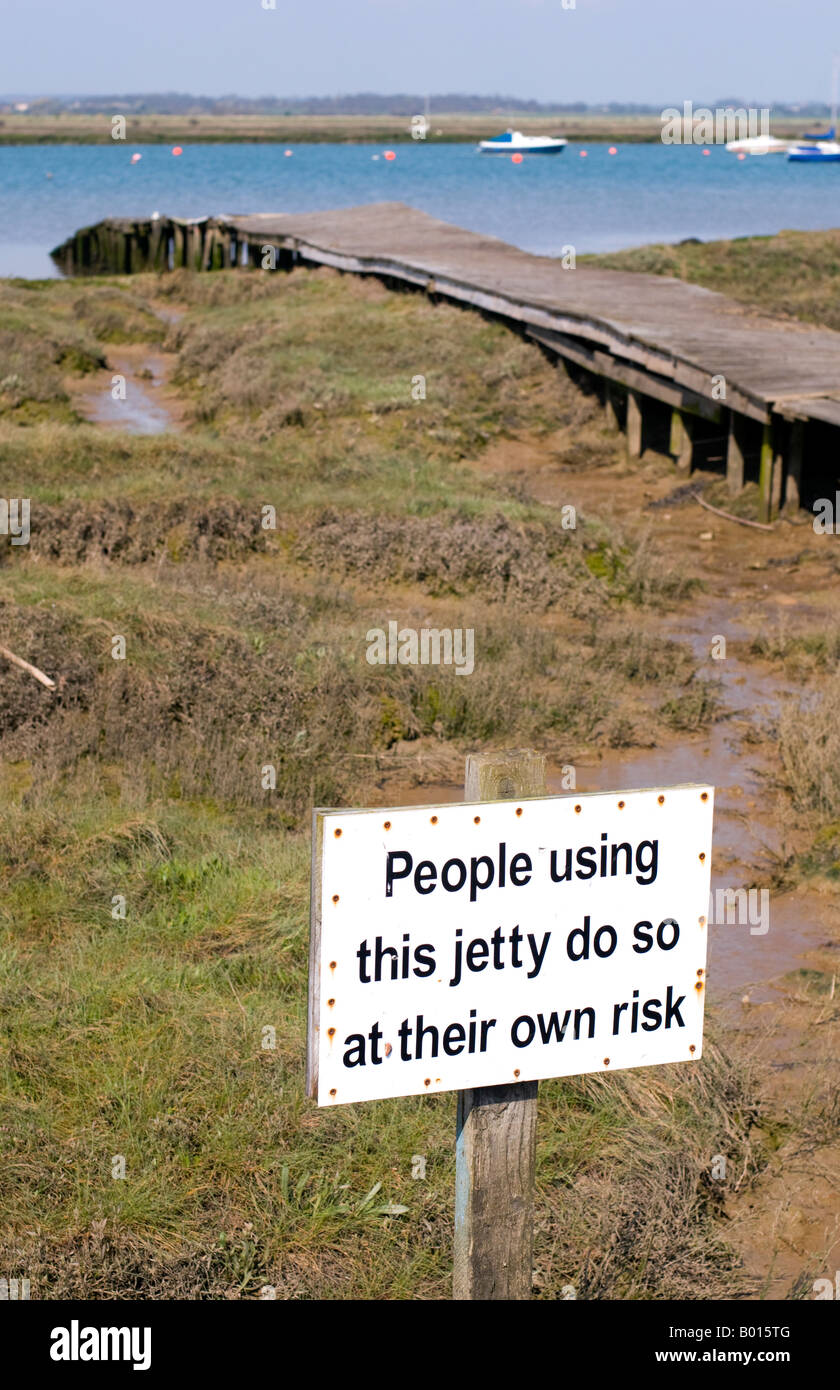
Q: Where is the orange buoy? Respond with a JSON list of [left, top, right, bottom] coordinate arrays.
[[511, 152, 523, 164], [580, 149, 588, 157], [608, 146, 617, 155], [130, 153, 142, 163], [702, 148, 711, 156], [384, 149, 396, 160], [172, 146, 183, 156]]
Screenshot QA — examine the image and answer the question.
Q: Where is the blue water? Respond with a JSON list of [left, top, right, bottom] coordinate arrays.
[[2, 140, 839, 278]]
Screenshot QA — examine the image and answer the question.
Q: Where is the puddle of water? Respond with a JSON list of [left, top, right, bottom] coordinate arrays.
[[550, 599, 822, 996], [84, 357, 174, 435]]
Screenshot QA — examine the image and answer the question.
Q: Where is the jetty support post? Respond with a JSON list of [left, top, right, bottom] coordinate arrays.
[[785, 419, 805, 511], [670, 408, 694, 474], [173, 223, 188, 269], [73, 230, 89, 275], [771, 420, 785, 516], [182, 222, 200, 272], [759, 417, 785, 523], [604, 380, 621, 431], [118, 227, 131, 275], [758, 421, 774, 523], [726, 411, 747, 494], [101, 225, 116, 274], [454, 749, 545, 1301], [201, 224, 227, 272], [148, 218, 167, 273], [211, 228, 228, 271], [626, 390, 643, 460]]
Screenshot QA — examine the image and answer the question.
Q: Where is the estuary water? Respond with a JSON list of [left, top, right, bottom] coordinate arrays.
[[2, 139, 840, 277]]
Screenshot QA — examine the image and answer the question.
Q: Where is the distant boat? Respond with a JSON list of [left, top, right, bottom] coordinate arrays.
[[478, 129, 567, 155], [788, 57, 840, 161], [725, 134, 791, 155], [788, 129, 840, 162]]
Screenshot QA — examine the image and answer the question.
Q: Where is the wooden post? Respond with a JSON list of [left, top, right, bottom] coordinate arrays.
[[758, 416, 785, 522], [186, 223, 203, 271], [454, 748, 546, 1301], [604, 381, 621, 431], [626, 391, 643, 460], [670, 408, 694, 474], [785, 419, 805, 511], [158, 220, 172, 273], [726, 412, 746, 494], [212, 232, 227, 271], [201, 227, 214, 271], [758, 421, 774, 523], [74, 231, 88, 274], [771, 419, 785, 517]]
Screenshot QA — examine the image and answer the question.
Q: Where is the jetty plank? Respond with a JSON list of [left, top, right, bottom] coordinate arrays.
[[224, 203, 840, 422], [51, 203, 840, 511]]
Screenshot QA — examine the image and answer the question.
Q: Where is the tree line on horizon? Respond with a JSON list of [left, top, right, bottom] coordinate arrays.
[[1, 92, 834, 117]]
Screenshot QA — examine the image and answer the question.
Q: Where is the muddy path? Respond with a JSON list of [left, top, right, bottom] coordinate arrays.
[[377, 431, 840, 1297], [489, 435, 840, 1297], [66, 304, 185, 436]]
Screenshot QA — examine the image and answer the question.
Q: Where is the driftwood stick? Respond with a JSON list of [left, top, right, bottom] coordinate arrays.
[[0, 644, 56, 690], [692, 493, 775, 532]]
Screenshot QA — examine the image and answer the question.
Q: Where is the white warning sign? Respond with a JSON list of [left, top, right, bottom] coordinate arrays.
[[307, 784, 713, 1105]]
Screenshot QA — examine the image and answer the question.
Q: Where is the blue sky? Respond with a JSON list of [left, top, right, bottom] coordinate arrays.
[[2, 0, 838, 104]]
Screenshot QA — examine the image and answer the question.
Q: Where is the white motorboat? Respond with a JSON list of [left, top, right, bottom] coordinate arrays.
[[725, 134, 791, 155], [478, 129, 567, 155]]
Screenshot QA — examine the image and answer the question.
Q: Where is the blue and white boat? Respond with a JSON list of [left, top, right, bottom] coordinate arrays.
[[478, 129, 567, 155], [788, 60, 840, 162], [788, 128, 840, 162]]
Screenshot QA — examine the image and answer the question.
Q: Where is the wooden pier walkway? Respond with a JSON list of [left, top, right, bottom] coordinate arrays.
[[52, 203, 840, 519]]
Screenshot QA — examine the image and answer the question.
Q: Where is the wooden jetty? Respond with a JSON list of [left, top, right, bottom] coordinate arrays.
[[51, 204, 840, 519]]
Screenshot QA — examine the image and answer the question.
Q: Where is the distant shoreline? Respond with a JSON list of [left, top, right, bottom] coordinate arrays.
[[0, 112, 825, 145]]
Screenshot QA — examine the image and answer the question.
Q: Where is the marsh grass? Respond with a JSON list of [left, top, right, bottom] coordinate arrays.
[[748, 622, 840, 675], [0, 279, 163, 425], [0, 265, 753, 1299], [0, 790, 760, 1299], [776, 673, 840, 820]]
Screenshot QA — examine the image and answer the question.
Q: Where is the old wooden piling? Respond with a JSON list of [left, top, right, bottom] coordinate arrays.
[[604, 381, 621, 431], [670, 409, 694, 474], [726, 412, 747, 494], [785, 420, 804, 511], [626, 391, 643, 460]]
